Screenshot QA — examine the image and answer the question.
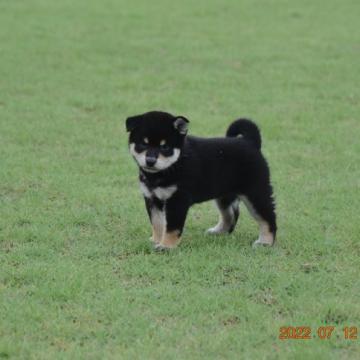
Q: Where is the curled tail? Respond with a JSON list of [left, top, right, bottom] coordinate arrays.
[[226, 118, 262, 150]]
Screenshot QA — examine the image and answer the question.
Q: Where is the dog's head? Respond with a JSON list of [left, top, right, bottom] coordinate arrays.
[[126, 111, 189, 173]]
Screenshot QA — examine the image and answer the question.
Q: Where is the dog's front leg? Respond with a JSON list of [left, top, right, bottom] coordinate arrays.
[[156, 193, 190, 250], [144, 197, 166, 244]]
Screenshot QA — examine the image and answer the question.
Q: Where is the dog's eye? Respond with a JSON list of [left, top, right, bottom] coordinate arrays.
[[160, 143, 170, 151], [139, 139, 149, 148]]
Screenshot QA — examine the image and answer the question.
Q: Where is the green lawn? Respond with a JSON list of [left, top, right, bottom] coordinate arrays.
[[1, 0, 359, 358]]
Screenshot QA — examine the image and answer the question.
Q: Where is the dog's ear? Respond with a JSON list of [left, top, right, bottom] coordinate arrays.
[[173, 116, 189, 135], [126, 115, 143, 132]]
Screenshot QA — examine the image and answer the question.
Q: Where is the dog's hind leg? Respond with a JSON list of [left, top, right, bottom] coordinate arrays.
[[207, 195, 240, 234], [241, 188, 276, 247]]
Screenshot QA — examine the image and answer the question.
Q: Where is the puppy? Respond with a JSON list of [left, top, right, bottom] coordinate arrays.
[[126, 111, 277, 250]]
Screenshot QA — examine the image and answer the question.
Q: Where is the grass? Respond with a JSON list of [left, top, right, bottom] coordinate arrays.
[[1, 0, 359, 358]]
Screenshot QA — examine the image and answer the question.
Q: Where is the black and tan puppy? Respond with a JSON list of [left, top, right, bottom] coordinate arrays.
[[126, 111, 276, 250]]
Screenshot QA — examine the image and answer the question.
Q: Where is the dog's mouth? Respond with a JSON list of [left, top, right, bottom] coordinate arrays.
[[141, 166, 159, 173]]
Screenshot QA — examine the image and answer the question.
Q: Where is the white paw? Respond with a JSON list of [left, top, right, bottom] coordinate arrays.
[[153, 243, 171, 252], [206, 225, 229, 235], [252, 238, 274, 248]]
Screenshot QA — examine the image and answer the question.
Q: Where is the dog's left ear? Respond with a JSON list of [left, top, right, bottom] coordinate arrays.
[[173, 116, 189, 135], [126, 115, 143, 132]]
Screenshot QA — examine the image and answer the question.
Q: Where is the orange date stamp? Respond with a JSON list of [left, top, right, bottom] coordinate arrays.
[[279, 326, 357, 340]]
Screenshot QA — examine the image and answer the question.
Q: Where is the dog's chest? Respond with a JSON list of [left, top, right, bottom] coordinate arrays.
[[139, 180, 177, 201]]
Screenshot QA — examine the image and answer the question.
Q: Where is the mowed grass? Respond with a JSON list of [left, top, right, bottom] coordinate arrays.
[[1, 0, 360, 358]]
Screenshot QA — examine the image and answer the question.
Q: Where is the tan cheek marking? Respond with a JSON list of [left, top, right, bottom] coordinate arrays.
[[160, 139, 166, 146], [155, 149, 181, 170], [161, 230, 181, 248], [157, 152, 176, 162]]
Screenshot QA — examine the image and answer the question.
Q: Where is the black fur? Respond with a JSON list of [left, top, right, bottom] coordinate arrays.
[[126, 111, 277, 248]]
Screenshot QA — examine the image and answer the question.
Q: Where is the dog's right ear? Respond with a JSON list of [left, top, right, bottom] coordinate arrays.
[[126, 115, 143, 132]]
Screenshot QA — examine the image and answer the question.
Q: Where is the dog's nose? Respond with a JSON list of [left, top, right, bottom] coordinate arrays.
[[145, 156, 157, 167]]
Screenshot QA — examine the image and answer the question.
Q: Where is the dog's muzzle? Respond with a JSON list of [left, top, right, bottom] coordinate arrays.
[[145, 156, 157, 167], [145, 149, 158, 167]]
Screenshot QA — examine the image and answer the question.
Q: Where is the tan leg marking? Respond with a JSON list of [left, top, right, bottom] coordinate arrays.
[[151, 208, 165, 244], [253, 220, 274, 247], [160, 230, 181, 249], [241, 196, 274, 247]]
